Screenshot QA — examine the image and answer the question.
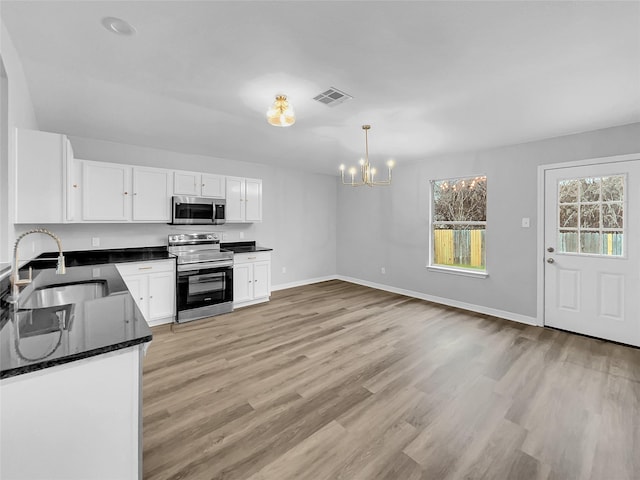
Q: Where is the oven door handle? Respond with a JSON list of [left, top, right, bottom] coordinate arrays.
[[177, 260, 234, 272]]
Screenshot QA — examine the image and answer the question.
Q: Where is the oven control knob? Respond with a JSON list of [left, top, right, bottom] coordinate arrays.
[[207, 235, 213, 239], [179, 235, 186, 240]]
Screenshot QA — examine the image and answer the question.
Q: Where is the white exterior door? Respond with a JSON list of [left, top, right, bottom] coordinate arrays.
[[544, 160, 640, 346]]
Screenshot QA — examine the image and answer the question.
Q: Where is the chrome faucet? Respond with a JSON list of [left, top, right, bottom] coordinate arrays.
[[9, 228, 66, 302]]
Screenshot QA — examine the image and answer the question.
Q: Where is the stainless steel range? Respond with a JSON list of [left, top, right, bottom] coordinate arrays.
[[168, 233, 234, 323]]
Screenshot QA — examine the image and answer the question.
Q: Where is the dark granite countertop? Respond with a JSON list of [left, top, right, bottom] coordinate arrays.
[[221, 241, 273, 254], [0, 263, 153, 379], [0, 263, 10, 279], [30, 246, 174, 268]]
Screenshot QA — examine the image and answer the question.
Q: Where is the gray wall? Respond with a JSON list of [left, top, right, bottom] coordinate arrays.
[[0, 19, 40, 262], [16, 137, 337, 288], [337, 122, 640, 320]]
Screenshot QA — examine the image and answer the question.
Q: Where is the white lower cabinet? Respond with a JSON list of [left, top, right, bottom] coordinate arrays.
[[116, 260, 175, 326], [0, 345, 145, 480], [233, 251, 271, 308]]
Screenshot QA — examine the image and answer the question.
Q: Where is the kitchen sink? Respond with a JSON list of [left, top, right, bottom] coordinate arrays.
[[20, 281, 108, 310]]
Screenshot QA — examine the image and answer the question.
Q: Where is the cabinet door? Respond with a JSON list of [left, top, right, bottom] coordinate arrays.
[[65, 142, 80, 222], [225, 176, 245, 222], [148, 271, 175, 320], [233, 263, 253, 303], [174, 171, 201, 196], [244, 178, 262, 222], [82, 161, 132, 221], [252, 261, 271, 299], [132, 167, 171, 221], [16, 129, 68, 223], [121, 274, 148, 319], [201, 173, 225, 198]]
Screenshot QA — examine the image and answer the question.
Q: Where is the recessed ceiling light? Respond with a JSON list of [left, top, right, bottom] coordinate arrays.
[[101, 17, 136, 36]]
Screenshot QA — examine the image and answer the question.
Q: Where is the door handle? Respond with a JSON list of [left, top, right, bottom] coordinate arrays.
[[547, 258, 555, 264]]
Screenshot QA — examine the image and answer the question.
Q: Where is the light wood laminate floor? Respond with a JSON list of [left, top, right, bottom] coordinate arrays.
[[143, 280, 640, 480]]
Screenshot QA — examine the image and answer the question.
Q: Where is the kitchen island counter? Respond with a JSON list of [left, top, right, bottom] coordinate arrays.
[[0, 263, 152, 379]]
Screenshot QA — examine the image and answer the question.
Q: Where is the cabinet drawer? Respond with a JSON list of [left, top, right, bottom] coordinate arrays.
[[233, 251, 271, 264], [115, 259, 175, 276]]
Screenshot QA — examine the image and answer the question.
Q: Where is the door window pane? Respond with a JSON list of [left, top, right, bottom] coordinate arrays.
[[559, 179, 579, 203], [580, 204, 600, 229], [602, 203, 623, 229], [580, 177, 601, 202], [557, 175, 624, 256], [559, 204, 578, 228], [558, 230, 578, 253]]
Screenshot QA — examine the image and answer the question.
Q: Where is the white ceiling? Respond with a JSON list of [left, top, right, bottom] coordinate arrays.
[[1, 1, 639, 175]]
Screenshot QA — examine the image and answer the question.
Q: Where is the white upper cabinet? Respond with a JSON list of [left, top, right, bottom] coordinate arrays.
[[245, 178, 262, 222], [225, 176, 244, 222], [174, 171, 225, 198], [16, 129, 74, 223], [15, 129, 261, 224], [132, 167, 172, 222], [201, 173, 225, 198], [173, 171, 200, 196], [81, 161, 132, 221], [226, 177, 262, 223]]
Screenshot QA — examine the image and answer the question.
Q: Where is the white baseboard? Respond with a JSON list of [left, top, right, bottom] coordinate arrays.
[[234, 296, 270, 309], [147, 316, 174, 327], [333, 275, 539, 327], [265, 274, 539, 327], [271, 275, 338, 292]]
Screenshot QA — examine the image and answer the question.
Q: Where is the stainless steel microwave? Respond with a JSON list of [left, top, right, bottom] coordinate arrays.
[[171, 196, 226, 225]]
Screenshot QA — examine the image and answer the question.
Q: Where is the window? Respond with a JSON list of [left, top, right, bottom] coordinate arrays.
[[430, 175, 487, 273], [558, 175, 624, 256]]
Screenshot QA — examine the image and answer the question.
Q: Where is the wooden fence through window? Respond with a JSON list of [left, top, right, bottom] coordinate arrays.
[[433, 229, 485, 268]]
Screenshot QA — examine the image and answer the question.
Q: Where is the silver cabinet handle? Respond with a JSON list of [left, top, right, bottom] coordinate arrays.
[[547, 258, 555, 264]]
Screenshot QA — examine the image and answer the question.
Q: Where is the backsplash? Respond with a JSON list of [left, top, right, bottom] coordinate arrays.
[[14, 223, 256, 256]]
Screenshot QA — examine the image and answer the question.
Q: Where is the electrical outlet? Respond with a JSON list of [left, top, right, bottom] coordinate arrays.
[[381, 267, 386, 274], [92, 237, 100, 247], [239, 232, 245, 239], [521, 217, 530, 228], [282, 267, 287, 274]]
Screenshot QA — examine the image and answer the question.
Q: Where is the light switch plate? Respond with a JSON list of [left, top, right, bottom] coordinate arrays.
[[521, 217, 530, 228], [92, 237, 100, 247]]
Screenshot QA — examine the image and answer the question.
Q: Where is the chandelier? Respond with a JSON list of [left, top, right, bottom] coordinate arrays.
[[266, 95, 295, 127], [339, 125, 394, 187]]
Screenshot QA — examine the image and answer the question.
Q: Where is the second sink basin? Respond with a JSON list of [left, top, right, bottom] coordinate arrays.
[[20, 281, 108, 310]]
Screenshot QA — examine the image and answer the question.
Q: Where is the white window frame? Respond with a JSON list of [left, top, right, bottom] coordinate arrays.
[[427, 175, 488, 278]]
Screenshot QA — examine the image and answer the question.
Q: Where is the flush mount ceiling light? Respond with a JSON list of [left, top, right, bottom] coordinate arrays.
[[266, 95, 295, 127], [339, 125, 395, 187], [101, 17, 137, 36]]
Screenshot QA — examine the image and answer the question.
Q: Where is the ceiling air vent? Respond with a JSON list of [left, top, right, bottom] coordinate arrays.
[[313, 87, 353, 107]]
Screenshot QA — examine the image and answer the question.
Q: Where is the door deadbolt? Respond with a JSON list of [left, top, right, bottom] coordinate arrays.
[[547, 247, 554, 252]]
